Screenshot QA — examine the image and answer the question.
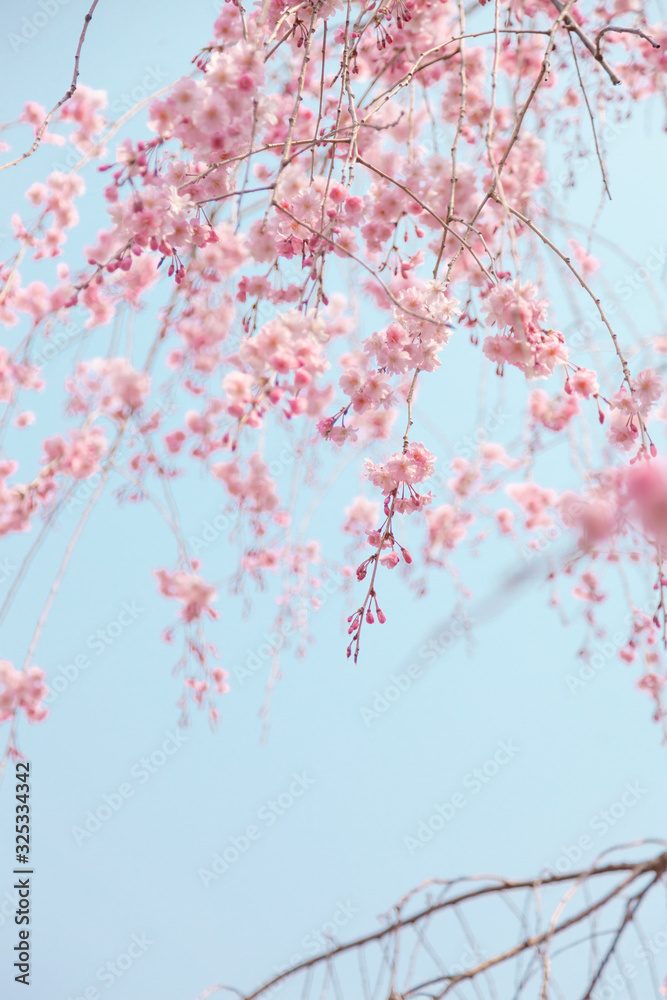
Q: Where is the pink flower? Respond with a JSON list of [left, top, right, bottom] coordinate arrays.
[[482, 279, 547, 336], [222, 371, 254, 408], [632, 368, 663, 409], [572, 571, 605, 603], [425, 504, 474, 557], [0, 661, 49, 724], [364, 459, 399, 494], [506, 481, 557, 530], [212, 668, 230, 694], [480, 443, 520, 469], [212, 454, 280, 512], [13, 412, 35, 429], [380, 550, 400, 569], [19, 101, 46, 129], [43, 427, 108, 480], [343, 496, 380, 536], [567, 239, 601, 278], [569, 368, 599, 399], [155, 568, 219, 622], [607, 410, 639, 451], [529, 389, 579, 432], [75, 358, 151, 416], [386, 452, 418, 484], [165, 430, 186, 454], [495, 508, 515, 535]]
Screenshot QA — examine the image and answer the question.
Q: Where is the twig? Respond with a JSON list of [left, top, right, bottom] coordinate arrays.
[[549, 0, 622, 85], [0, 0, 102, 173], [569, 35, 611, 200], [594, 24, 660, 58], [240, 849, 667, 1000]]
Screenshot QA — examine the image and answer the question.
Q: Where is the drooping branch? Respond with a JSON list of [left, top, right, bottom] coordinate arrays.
[[0, 0, 102, 172], [548, 0, 622, 85], [212, 843, 667, 1000]]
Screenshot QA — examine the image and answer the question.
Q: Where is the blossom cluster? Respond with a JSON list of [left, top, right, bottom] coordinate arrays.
[[0, 0, 666, 732]]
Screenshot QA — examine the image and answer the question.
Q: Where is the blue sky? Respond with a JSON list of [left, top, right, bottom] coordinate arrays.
[[0, 2, 665, 998]]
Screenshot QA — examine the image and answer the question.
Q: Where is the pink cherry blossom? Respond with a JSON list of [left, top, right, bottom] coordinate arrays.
[[155, 568, 219, 622]]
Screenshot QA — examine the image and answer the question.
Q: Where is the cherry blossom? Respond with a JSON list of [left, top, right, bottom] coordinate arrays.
[[0, 0, 666, 734]]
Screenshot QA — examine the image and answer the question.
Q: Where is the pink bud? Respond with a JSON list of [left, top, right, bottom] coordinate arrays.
[[377, 609, 387, 624]]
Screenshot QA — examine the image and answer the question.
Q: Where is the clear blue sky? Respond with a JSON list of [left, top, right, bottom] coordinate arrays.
[[0, 3, 665, 998]]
